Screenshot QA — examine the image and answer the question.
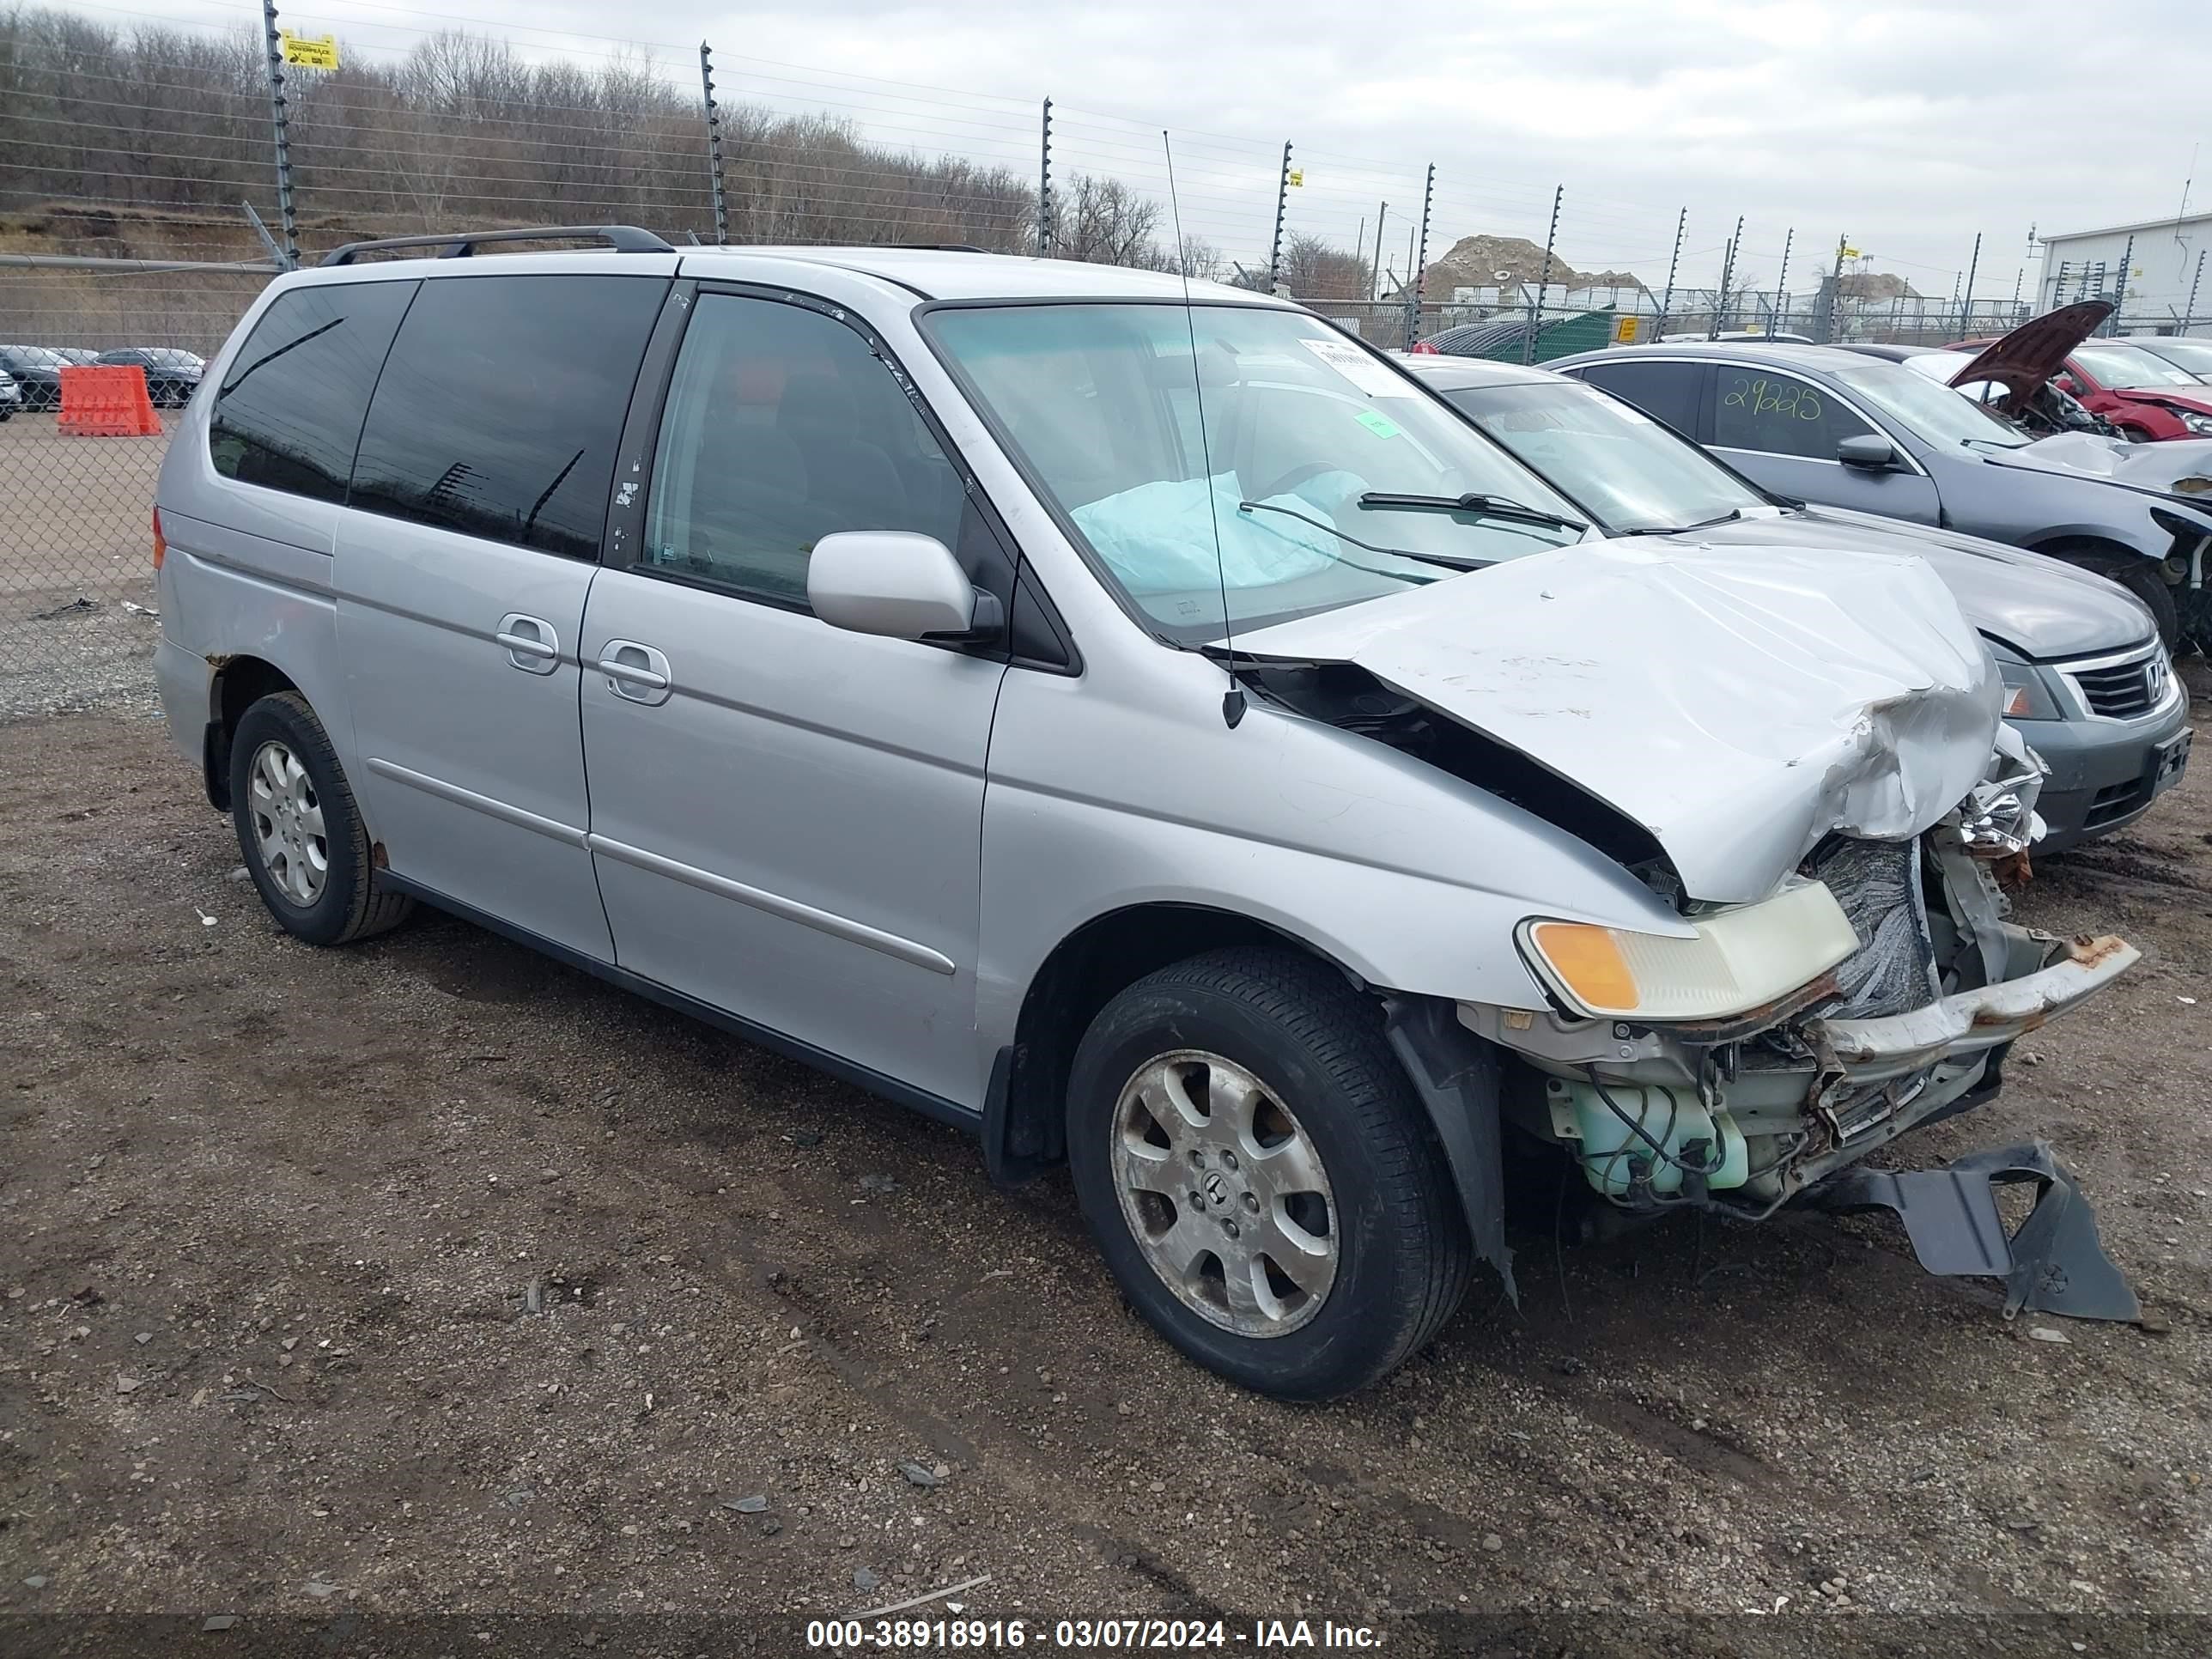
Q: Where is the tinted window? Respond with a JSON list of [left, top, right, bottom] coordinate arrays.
[[1571, 359, 1702, 434], [1706, 367, 1873, 459], [642, 293, 968, 608], [349, 275, 665, 560], [210, 280, 416, 503]]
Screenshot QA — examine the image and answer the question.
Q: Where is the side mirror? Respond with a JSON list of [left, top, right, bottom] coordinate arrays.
[[807, 531, 1002, 643], [1837, 434, 1900, 471]]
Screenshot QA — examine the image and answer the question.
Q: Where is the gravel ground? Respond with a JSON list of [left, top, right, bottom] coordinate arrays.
[[0, 416, 166, 720], [2, 675, 2210, 1656]]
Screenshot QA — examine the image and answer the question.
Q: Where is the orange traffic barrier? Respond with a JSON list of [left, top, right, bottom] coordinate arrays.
[[58, 364, 163, 437]]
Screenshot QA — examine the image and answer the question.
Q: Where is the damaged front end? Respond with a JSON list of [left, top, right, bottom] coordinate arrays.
[[1463, 745, 2139, 1309]]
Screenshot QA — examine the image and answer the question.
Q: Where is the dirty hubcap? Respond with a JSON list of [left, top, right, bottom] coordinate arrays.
[[1110, 1050, 1338, 1337], [247, 740, 328, 907]]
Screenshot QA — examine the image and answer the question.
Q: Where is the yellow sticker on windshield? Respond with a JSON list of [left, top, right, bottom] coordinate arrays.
[[1355, 409, 1401, 438]]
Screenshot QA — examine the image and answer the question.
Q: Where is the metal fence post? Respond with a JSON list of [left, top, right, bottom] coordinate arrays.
[[2184, 250, 2205, 335], [699, 43, 729, 246], [1768, 227, 1791, 337], [1655, 207, 1686, 339], [2112, 234, 2135, 331], [257, 0, 300, 269], [1961, 231, 1980, 336], [1711, 216, 1742, 340], [1267, 141, 1292, 293], [1401, 163, 1433, 351], [1036, 98, 1054, 256], [1820, 232, 1847, 343], [1524, 184, 1561, 364], [1369, 202, 1388, 304]]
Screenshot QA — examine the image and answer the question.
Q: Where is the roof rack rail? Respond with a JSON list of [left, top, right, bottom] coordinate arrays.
[[319, 225, 676, 267], [891, 243, 990, 252]]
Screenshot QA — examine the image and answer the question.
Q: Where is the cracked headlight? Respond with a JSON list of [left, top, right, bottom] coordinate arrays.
[[2180, 411, 2212, 436], [1519, 884, 1860, 1022]]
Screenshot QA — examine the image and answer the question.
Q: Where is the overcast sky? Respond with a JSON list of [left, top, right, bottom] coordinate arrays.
[[120, 0, 2212, 295]]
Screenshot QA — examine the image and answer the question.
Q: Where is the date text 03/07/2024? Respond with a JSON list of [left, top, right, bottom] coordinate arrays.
[[804, 1617, 1383, 1649]]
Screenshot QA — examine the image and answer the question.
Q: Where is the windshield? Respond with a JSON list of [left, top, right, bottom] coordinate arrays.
[[2072, 343, 2203, 390], [1826, 358, 2031, 450], [2140, 339, 2212, 381], [1439, 379, 1766, 532], [926, 303, 1586, 640]]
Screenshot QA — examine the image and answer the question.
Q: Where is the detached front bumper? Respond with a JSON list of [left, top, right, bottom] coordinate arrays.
[[1807, 933, 2139, 1081]]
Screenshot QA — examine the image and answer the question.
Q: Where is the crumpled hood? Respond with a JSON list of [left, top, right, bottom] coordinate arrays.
[[1992, 430, 2212, 500], [1232, 540, 2002, 905]]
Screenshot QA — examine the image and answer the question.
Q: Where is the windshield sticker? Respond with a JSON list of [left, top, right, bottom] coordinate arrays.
[[1299, 337, 1413, 398], [1354, 409, 1401, 438]]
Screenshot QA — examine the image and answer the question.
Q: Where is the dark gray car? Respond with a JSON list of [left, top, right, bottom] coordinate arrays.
[[1406, 355, 2191, 851], [1546, 341, 2212, 648]]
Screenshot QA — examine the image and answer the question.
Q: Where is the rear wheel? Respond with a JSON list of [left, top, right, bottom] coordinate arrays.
[[228, 691, 413, 946], [1066, 947, 1470, 1400]]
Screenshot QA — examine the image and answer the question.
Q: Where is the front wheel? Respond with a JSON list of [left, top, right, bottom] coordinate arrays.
[[1066, 948, 1470, 1401], [228, 691, 413, 946]]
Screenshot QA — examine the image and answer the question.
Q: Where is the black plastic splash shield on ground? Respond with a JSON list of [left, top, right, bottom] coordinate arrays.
[[1812, 1139, 2142, 1322]]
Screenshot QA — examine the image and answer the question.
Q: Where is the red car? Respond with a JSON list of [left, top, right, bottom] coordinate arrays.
[[1950, 301, 2212, 442]]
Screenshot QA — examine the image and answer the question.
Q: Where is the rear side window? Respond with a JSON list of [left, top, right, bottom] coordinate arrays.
[[349, 274, 665, 560], [1571, 359, 1703, 436], [1705, 367, 1874, 459], [209, 281, 416, 502]]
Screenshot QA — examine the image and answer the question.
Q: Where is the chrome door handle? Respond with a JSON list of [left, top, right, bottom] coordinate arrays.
[[597, 640, 672, 705], [496, 612, 560, 675]]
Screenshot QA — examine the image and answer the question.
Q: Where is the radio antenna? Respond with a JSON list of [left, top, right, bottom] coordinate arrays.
[[1162, 129, 1244, 729]]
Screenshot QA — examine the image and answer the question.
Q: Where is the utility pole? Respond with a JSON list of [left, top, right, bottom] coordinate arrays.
[[1369, 202, 1389, 305], [1525, 184, 1562, 364], [1768, 227, 1792, 337], [257, 0, 300, 269], [1961, 231, 1981, 335], [1267, 141, 1292, 294], [1036, 98, 1054, 256], [1655, 207, 1686, 339], [698, 43, 729, 246], [1402, 163, 1433, 351]]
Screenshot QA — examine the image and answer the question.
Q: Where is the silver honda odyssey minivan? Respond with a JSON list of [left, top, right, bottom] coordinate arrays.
[[152, 228, 2138, 1398]]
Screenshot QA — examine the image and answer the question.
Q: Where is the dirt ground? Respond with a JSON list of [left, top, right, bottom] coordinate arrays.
[[2, 682, 2210, 1656]]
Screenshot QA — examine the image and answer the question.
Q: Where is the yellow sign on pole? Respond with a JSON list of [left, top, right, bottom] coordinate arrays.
[[280, 31, 339, 70], [1839, 246, 1862, 259], [1285, 168, 1305, 187], [1612, 314, 1641, 344]]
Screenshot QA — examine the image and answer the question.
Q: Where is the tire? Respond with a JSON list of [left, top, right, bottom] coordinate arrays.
[[1066, 947, 1470, 1401], [228, 691, 413, 946], [2063, 547, 2180, 651]]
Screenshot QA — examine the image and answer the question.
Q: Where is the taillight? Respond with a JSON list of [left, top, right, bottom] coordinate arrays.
[[152, 507, 165, 570]]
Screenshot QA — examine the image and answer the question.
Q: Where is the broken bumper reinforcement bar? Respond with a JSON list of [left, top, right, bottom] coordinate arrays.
[[1813, 1140, 2142, 1323], [1805, 933, 2137, 1080]]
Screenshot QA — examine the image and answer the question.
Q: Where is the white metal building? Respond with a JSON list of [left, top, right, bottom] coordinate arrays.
[[2038, 212, 2212, 335]]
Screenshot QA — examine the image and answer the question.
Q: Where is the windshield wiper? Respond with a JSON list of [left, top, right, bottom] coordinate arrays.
[[1357, 490, 1586, 533], [1618, 508, 1745, 538], [1237, 501, 1489, 573]]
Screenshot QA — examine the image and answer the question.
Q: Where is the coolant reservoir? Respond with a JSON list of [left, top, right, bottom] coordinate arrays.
[[1546, 1077, 1750, 1198]]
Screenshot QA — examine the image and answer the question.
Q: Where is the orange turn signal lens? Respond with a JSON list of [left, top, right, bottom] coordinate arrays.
[[2002, 684, 2031, 717], [151, 507, 166, 571], [1528, 921, 1636, 1012]]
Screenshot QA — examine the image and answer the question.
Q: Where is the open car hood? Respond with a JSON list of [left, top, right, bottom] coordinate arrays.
[[1231, 541, 2002, 905], [1990, 430, 2212, 499], [1947, 301, 2112, 412]]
